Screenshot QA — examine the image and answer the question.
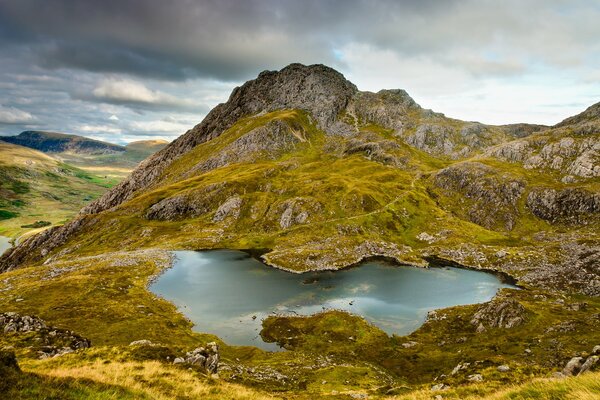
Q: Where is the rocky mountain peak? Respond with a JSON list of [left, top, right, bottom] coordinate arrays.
[[79, 63, 358, 215], [555, 101, 600, 130], [226, 63, 358, 128]]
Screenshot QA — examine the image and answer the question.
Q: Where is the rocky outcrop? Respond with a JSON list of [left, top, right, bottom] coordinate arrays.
[[433, 162, 525, 230], [173, 342, 220, 374], [343, 136, 403, 166], [0, 312, 91, 358], [470, 298, 528, 333], [527, 187, 600, 225], [487, 128, 600, 179], [213, 196, 243, 222], [350, 89, 422, 133], [276, 197, 322, 229], [145, 183, 230, 221]]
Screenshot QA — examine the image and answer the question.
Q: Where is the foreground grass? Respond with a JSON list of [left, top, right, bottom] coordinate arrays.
[[5, 351, 600, 399]]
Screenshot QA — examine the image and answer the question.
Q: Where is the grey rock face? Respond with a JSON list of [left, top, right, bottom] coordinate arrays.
[[434, 162, 525, 230], [487, 128, 600, 179], [213, 196, 243, 222], [500, 123, 548, 138], [406, 124, 457, 157], [343, 137, 403, 166], [562, 357, 584, 376], [145, 183, 229, 221], [349, 89, 422, 133], [470, 298, 528, 333], [527, 188, 600, 225]]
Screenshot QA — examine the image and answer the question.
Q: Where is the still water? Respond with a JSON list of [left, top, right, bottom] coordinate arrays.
[[150, 250, 514, 350]]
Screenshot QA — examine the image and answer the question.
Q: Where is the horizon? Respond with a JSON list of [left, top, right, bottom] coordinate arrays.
[[0, 1, 599, 143]]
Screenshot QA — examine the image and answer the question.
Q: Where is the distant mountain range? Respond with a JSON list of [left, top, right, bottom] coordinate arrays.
[[0, 130, 169, 157], [0, 131, 124, 154]]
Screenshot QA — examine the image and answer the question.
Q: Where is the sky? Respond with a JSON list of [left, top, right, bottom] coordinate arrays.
[[0, 0, 599, 144]]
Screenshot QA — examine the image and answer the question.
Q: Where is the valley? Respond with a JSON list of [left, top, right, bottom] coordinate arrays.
[[0, 133, 168, 238]]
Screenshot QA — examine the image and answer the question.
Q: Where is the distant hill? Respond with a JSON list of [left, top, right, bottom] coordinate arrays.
[[0, 141, 117, 237], [126, 139, 169, 154], [0, 131, 125, 154], [0, 132, 170, 180]]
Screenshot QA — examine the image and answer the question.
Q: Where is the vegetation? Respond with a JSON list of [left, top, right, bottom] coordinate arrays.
[[0, 142, 118, 237], [1, 105, 598, 398]]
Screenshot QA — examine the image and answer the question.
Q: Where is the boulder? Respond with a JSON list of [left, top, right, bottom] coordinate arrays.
[[562, 357, 584, 376]]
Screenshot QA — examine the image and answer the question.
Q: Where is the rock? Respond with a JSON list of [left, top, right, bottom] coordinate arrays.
[[212, 196, 242, 222], [527, 187, 600, 225], [562, 357, 584, 376], [177, 342, 220, 374], [497, 364, 510, 372], [402, 341, 419, 348], [416, 232, 436, 244], [0, 312, 90, 356], [471, 298, 528, 332], [431, 383, 449, 391], [467, 374, 483, 382], [433, 162, 525, 231], [451, 362, 470, 375], [349, 394, 368, 399], [129, 340, 154, 347], [593, 345, 600, 355], [471, 299, 527, 333], [578, 356, 598, 375]]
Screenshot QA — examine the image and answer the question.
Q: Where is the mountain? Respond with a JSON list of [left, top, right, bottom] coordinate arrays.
[[0, 64, 599, 395], [3, 63, 597, 283], [0, 141, 117, 238], [0, 131, 125, 154]]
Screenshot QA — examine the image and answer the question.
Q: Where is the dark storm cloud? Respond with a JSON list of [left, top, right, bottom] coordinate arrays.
[[1, 0, 598, 82], [0, 0, 598, 139]]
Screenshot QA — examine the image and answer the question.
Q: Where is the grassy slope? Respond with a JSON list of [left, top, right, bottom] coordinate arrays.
[[52, 139, 168, 180], [0, 142, 119, 238]]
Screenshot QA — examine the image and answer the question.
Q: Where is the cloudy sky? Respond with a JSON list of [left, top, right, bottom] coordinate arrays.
[[0, 0, 599, 144]]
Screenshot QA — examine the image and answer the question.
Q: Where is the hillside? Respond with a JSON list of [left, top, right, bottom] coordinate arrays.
[[126, 139, 170, 154], [0, 141, 118, 238], [0, 130, 125, 154], [0, 64, 598, 397]]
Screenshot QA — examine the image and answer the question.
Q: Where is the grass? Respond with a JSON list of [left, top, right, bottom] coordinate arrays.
[[0, 141, 119, 237]]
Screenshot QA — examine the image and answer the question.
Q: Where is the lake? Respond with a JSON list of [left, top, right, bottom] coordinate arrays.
[[150, 250, 514, 350]]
